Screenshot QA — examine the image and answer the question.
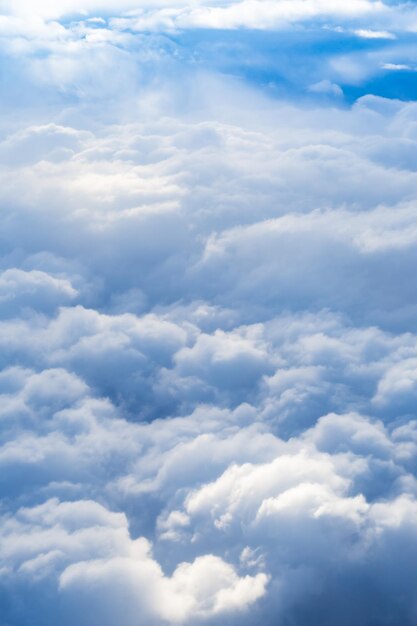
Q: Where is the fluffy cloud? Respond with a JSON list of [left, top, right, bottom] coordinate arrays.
[[110, 0, 385, 33], [2, 2, 417, 626], [0, 498, 267, 625]]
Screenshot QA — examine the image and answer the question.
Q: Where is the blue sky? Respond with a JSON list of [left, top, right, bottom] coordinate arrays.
[[2, 2, 417, 626]]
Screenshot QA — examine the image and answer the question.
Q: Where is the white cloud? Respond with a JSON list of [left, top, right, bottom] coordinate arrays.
[[0, 497, 267, 624], [308, 79, 344, 97], [354, 28, 396, 39], [2, 9, 417, 626], [382, 62, 413, 71], [1, 0, 386, 24]]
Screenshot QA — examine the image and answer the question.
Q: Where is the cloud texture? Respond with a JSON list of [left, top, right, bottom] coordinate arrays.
[[2, 2, 417, 625]]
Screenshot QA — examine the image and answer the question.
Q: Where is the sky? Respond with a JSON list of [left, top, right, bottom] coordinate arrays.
[[2, 1, 417, 625]]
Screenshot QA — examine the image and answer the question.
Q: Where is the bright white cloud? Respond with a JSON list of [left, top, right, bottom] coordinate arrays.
[[354, 28, 396, 39], [1, 0, 386, 23]]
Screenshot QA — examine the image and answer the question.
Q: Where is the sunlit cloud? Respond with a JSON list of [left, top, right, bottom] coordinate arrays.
[[2, 2, 417, 626]]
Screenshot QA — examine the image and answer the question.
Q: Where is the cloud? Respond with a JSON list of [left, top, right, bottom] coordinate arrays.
[[2, 3, 417, 626], [382, 62, 414, 71], [0, 0, 386, 24], [354, 28, 396, 39], [0, 0, 144, 19], [61, 551, 267, 624], [308, 79, 344, 97], [113, 0, 385, 33], [0, 497, 267, 625]]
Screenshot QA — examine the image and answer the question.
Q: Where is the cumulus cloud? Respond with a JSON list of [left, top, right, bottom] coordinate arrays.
[[111, 0, 385, 33], [3, 2, 417, 626], [0, 497, 267, 625]]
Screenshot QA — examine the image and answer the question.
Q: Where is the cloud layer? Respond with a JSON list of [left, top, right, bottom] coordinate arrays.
[[2, 2, 417, 626]]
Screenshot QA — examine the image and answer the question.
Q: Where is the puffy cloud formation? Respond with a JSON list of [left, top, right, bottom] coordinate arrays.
[[1, 497, 267, 625], [2, 2, 417, 626]]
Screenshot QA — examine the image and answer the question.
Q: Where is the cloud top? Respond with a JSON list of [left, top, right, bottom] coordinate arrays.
[[2, 2, 417, 626]]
